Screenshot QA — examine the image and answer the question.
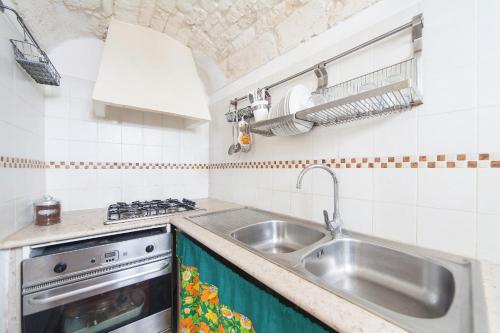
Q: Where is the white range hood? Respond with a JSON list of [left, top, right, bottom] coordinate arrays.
[[93, 19, 211, 124]]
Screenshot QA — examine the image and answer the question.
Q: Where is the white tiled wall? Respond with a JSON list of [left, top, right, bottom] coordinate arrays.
[[1, 0, 499, 268], [0, 12, 45, 239], [44, 75, 209, 211], [208, 0, 500, 264]]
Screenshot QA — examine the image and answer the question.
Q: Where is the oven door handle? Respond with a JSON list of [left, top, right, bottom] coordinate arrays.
[[28, 262, 169, 306]]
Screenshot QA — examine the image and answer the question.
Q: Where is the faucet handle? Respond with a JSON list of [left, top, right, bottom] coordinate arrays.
[[323, 210, 332, 230]]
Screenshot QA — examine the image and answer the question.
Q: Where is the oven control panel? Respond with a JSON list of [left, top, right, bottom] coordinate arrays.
[[103, 250, 119, 263], [23, 227, 172, 288]]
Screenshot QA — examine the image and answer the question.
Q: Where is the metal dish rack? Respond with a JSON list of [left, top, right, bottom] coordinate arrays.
[[251, 58, 422, 137], [224, 14, 424, 137], [1, 2, 61, 86]]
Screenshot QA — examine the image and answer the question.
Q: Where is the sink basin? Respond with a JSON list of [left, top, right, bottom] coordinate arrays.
[[302, 238, 455, 318], [189, 208, 487, 332], [230, 220, 324, 254]]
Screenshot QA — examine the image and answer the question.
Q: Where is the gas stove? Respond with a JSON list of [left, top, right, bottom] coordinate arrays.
[[105, 198, 200, 225]]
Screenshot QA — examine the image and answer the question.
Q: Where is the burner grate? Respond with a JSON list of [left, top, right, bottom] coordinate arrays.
[[106, 198, 197, 223]]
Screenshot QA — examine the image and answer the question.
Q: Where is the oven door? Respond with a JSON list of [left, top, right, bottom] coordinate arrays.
[[22, 258, 172, 333]]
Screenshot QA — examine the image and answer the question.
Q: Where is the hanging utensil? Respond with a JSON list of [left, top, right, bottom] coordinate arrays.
[[227, 101, 241, 155], [259, 88, 267, 101], [227, 105, 237, 155], [228, 120, 241, 155], [233, 120, 241, 154], [248, 91, 255, 104], [238, 116, 252, 152], [228, 122, 235, 155]]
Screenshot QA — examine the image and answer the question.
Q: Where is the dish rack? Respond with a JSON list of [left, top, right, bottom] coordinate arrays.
[[226, 14, 424, 137], [251, 58, 422, 137], [1, 2, 61, 86]]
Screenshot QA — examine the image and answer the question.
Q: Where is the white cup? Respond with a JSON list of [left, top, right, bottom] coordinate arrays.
[[252, 100, 269, 122]]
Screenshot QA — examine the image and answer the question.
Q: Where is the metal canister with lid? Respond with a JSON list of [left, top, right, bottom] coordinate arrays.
[[34, 195, 61, 226]]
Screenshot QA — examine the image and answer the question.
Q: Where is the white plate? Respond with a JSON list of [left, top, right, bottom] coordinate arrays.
[[288, 85, 313, 134], [271, 85, 313, 136], [288, 85, 311, 114]]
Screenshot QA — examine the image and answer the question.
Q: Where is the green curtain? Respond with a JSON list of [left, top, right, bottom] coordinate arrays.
[[177, 232, 332, 333]]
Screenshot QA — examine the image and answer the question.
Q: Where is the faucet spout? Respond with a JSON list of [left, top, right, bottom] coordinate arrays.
[[296, 164, 343, 238], [295, 177, 303, 190]]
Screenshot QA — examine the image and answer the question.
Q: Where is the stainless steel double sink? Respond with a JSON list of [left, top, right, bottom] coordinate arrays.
[[188, 208, 488, 332]]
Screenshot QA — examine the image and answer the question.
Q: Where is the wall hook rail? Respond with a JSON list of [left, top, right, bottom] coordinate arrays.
[[229, 14, 424, 107], [246, 12, 424, 137]]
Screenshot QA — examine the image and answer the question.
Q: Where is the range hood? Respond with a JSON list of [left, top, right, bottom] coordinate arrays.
[[93, 19, 210, 123]]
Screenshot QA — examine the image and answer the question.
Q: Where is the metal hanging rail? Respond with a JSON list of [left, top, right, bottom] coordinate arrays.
[[230, 14, 423, 106], [1, 1, 42, 51]]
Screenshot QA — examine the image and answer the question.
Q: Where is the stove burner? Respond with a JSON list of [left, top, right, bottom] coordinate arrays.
[[106, 198, 197, 223]]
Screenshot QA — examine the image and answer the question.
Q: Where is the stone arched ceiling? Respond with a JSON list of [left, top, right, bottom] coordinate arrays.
[[11, 0, 379, 92]]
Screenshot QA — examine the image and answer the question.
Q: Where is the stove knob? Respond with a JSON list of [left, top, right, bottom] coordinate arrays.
[[145, 245, 154, 253], [54, 262, 67, 274]]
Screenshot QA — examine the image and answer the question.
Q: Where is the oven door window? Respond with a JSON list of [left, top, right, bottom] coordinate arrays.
[[23, 274, 171, 333]]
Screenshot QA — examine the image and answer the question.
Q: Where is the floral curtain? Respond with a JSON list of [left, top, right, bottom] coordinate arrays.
[[177, 232, 332, 333], [179, 264, 255, 333]]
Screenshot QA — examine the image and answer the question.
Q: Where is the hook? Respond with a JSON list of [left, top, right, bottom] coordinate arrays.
[[314, 62, 328, 94]]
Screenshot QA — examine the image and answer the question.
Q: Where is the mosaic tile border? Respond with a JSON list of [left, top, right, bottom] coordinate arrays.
[[45, 161, 210, 170], [209, 153, 500, 169], [0, 157, 45, 169], [1, 153, 500, 170]]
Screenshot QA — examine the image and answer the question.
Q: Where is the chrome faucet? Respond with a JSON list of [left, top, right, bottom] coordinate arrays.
[[296, 164, 343, 238]]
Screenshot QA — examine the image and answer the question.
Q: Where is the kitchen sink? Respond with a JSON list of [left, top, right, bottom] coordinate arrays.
[[188, 208, 488, 332], [302, 238, 455, 318], [230, 220, 324, 254]]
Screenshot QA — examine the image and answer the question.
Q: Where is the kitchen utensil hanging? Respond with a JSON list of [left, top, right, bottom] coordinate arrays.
[[238, 116, 252, 152], [228, 105, 241, 155], [228, 122, 239, 155], [0, 2, 61, 86]]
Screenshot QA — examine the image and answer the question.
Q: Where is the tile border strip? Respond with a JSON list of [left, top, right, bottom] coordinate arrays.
[[209, 152, 500, 169], [45, 161, 210, 170], [0, 157, 45, 169], [1, 153, 500, 170]]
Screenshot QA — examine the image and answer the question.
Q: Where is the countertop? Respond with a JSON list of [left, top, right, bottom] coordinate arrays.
[[0, 198, 240, 249], [1, 198, 499, 333]]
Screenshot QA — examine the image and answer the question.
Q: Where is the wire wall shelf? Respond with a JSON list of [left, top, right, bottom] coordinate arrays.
[[250, 58, 422, 137], [11, 40, 61, 86], [1, 2, 61, 86]]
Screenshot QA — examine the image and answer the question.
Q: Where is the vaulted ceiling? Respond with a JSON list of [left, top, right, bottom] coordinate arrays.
[[12, 0, 378, 92]]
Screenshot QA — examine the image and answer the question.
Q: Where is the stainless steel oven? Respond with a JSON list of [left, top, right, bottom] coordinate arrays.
[[22, 225, 172, 333]]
